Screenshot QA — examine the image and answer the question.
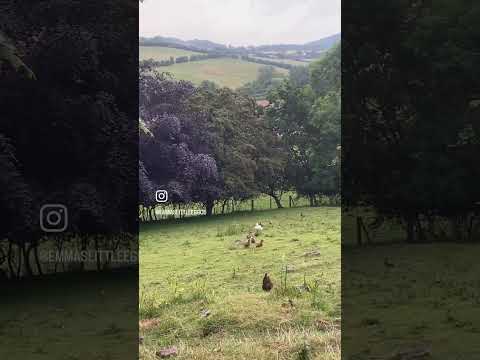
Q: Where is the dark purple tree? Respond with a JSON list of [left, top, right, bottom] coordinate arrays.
[[139, 66, 220, 215]]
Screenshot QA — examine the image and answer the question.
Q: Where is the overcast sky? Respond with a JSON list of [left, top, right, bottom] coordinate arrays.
[[140, 0, 340, 46]]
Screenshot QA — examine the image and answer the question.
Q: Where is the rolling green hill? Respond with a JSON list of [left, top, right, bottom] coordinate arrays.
[[140, 46, 202, 61], [154, 57, 288, 89]]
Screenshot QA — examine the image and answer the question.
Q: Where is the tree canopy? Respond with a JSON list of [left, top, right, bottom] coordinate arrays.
[[342, 0, 480, 241]]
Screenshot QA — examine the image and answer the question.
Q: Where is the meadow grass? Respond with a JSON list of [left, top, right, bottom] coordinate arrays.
[[343, 243, 480, 359], [151, 58, 289, 89], [1, 270, 138, 359], [140, 46, 202, 61], [139, 206, 340, 359], [342, 209, 480, 358]]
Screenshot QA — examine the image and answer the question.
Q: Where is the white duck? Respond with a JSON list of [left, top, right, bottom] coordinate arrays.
[[254, 222, 264, 235]]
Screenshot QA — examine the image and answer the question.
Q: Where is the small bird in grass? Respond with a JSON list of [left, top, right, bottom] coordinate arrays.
[[384, 258, 395, 268], [200, 309, 211, 318], [255, 239, 264, 248], [262, 273, 273, 292], [242, 233, 257, 247]]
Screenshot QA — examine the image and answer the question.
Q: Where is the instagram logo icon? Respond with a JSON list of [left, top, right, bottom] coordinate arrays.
[[40, 204, 68, 233], [155, 190, 168, 203]]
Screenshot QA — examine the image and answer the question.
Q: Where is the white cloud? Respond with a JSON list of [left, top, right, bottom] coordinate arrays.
[[140, 0, 340, 46]]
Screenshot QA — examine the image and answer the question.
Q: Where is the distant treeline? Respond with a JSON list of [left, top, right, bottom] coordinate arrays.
[[140, 33, 340, 53], [240, 56, 293, 70], [140, 52, 229, 68], [140, 41, 209, 54], [140, 52, 296, 70]]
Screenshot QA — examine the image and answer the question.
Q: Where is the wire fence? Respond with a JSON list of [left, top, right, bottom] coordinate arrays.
[[140, 193, 339, 222]]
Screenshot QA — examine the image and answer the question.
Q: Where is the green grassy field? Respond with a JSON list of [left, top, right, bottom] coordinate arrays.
[[342, 210, 480, 358], [149, 58, 288, 89], [139, 206, 340, 360], [343, 243, 480, 359], [139, 46, 290, 88], [1, 271, 138, 359], [140, 46, 202, 61]]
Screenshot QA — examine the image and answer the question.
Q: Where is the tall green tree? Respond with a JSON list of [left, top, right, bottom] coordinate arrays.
[[265, 44, 341, 205]]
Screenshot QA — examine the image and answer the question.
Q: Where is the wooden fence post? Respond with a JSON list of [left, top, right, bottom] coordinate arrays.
[[289, 196, 293, 208], [251, 199, 254, 211]]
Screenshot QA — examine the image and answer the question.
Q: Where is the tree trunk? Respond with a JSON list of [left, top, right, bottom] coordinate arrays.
[[205, 199, 214, 216], [406, 215, 417, 243], [94, 235, 101, 271], [467, 214, 476, 242], [80, 236, 87, 271], [7, 241, 15, 279], [221, 199, 228, 214], [272, 195, 283, 209], [22, 243, 33, 277], [416, 217, 426, 242], [54, 237, 64, 273], [33, 243, 43, 276], [356, 216, 363, 246], [16, 245, 23, 278]]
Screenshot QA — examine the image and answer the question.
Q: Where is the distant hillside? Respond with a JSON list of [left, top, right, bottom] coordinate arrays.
[[139, 33, 339, 76], [187, 39, 227, 51], [240, 33, 339, 52], [139, 33, 340, 53], [304, 33, 341, 51], [139, 36, 226, 51]]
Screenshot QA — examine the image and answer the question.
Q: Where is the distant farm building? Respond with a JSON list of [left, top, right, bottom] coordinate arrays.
[[256, 100, 270, 108]]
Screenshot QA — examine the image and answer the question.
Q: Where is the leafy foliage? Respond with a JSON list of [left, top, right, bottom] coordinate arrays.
[[0, 0, 138, 277], [266, 45, 341, 204], [140, 42, 341, 216], [342, 0, 480, 241]]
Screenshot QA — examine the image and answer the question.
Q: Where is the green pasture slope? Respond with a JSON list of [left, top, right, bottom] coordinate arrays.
[[342, 211, 480, 358], [139, 46, 289, 88], [140, 46, 202, 61], [157, 58, 287, 89], [139, 206, 340, 360], [1, 271, 138, 359]]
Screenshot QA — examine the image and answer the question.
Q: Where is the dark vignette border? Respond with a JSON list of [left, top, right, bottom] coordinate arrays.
[[342, 1, 480, 358], [1, 1, 139, 358]]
